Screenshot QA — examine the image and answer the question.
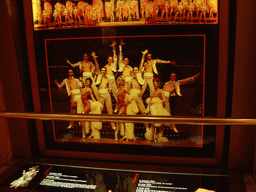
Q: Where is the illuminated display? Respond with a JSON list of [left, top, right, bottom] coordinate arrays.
[[28, 0, 221, 163], [31, 0, 218, 30]]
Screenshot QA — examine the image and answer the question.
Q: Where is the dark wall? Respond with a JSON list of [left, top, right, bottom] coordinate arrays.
[[228, 0, 256, 169], [0, 0, 36, 160]]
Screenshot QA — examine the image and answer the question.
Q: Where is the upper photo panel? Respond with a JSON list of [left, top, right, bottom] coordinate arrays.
[[32, 0, 218, 30]]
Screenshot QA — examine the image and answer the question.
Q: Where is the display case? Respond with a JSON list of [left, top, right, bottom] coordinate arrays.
[[2, 0, 256, 191], [19, 0, 230, 166]]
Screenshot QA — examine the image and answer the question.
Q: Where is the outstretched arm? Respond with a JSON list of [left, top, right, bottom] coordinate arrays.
[[178, 72, 200, 86], [119, 39, 125, 55], [155, 59, 176, 64], [139, 49, 148, 71], [119, 43, 123, 63], [91, 52, 100, 75], [66, 58, 80, 67], [110, 41, 117, 72], [118, 39, 126, 72], [54, 79, 65, 89]]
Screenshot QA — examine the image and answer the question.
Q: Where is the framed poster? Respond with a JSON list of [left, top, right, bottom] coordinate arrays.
[[24, 0, 226, 165]]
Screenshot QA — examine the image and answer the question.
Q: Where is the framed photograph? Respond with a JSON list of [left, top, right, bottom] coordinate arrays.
[[45, 35, 204, 146], [24, 0, 224, 165], [33, 33, 222, 163], [31, 0, 218, 30]]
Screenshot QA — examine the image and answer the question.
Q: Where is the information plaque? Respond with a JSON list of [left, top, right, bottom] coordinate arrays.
[[2, 162, 229, 191]]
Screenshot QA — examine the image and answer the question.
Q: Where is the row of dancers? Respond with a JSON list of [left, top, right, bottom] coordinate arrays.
[[32, 0, 217, 28], [54, 40, 200, 142]]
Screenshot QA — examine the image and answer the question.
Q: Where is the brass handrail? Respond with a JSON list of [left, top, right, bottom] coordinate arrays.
[[0, 112, 256, 125]]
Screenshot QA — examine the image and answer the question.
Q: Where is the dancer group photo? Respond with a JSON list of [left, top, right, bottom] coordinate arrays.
[[45, 35, 204, 147], [32, 0, 218, 29]]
